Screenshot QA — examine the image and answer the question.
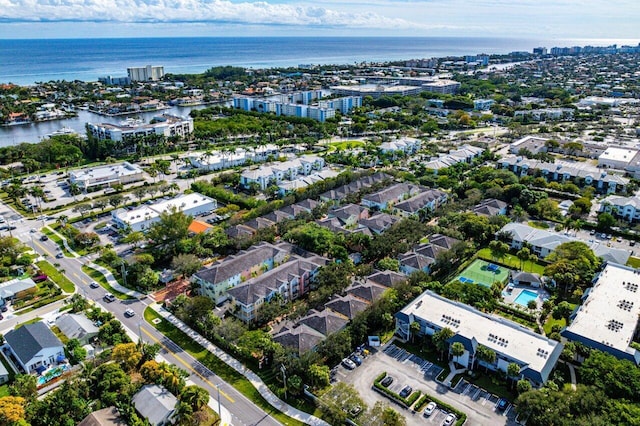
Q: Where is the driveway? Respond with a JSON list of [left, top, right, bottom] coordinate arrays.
[[337, 343, 519, 426]]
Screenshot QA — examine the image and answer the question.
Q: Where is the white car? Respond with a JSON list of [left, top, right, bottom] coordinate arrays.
[[423, 401, 437, 417], [124, 309, 136, 318], [443, 413, 456, 426], [341, 358, 356, 370]]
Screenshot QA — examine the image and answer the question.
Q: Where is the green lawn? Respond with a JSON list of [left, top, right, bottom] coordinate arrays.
[[35, 260, 75, 293], [464, 370, 517, 401], [627, 256, 640, 268], [42, 227, 74, 257], [477, 248, 546, 275], [543, 315, 567, 335], [327, 140, 365, 152], [143, 308, 310, 426], [81, 265, 133, 300], [394, 340, 449, 369]]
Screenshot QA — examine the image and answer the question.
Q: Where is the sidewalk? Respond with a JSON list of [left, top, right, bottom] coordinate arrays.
[[45, 225, 80, 258], [152, 303, 330, 426], [86, 262, 145, 299]]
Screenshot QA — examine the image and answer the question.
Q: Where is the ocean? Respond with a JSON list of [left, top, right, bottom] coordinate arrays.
[[0, 36, 547, 86]]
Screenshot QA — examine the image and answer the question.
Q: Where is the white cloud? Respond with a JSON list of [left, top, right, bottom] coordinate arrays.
[[0, 0, 424, 29]]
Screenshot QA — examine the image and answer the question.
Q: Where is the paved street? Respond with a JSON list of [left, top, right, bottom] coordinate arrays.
[[0, 202, 283, 426]]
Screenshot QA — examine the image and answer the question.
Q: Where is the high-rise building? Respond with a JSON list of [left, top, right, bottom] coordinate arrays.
[[127, 65, 165, 82]]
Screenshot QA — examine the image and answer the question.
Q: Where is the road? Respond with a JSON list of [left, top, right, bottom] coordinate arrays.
[[0, 203, 282, 426]]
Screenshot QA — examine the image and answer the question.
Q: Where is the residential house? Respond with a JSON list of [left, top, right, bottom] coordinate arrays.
[[472, 198, 508, 217], [395, 290, 563, 387], [361, 183, 425, 210], [4, 322, 65, 374], [499, 223, 630, 264], [358, 213, 399, 234], [328, 204, 370, 227], [193, 242, 294, 304], [78, 407, 126, 426], [393, 189, 448, 218], [422, 144, 484, 174], [272, 324, 326, 355], [399, 234, 460, 275], [499, 155, 628, 194], [132, 385, 178, 426], [0, 277, 36, 306], [226, 255, 327, 323], [55, 313, 100, 344], [379, 137, 422, 155], [600, 194, 640, 222], [324, 294, 370, 320]]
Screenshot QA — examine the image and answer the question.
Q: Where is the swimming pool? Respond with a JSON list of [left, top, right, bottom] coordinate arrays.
[[514, 289, 538, 307], [37, 364, 69, 386]]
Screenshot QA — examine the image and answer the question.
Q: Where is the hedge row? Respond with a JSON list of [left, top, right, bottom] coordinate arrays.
[[496, 302, 537, 322], [373, 373, 467, 426], [418, 394, 467, 426], [414, 394, 430, 412]]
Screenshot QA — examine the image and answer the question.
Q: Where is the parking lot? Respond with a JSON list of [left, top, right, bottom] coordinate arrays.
[[337, 342, 519, 426]]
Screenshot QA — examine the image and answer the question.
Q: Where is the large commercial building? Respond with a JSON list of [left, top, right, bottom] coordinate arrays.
[[421, 79, 462, 94], [127, 65, 164, 82], [69, 162, 145, 191], [330, 84, 423, 99], [395, 291, 563, 386], [561, 262, 640, 365], [111, 192, 217, 232], [86, 114, 193, 143]]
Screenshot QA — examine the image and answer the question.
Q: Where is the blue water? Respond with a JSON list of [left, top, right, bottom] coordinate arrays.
[[514, 289, 538, 307], [0, 36, 547, 85]]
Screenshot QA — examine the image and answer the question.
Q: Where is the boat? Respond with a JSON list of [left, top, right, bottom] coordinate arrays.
[[47, 127, 78, 137]]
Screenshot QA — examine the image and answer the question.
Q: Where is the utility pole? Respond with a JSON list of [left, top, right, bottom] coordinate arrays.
[[280, 364, 287, 400], [216, 383, 222, 422]]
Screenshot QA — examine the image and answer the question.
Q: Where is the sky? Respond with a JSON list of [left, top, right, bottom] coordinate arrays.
[[0, 0, 639, 40]]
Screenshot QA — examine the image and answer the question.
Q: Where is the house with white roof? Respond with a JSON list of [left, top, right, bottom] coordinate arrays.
[[395, 291, 563, 386], [561, 262, 640, 365], [499, 155, 628, 194], [240, 156, 325, 190], [111, 192, 217, 232], [379, 137, 422, 155], [597, 147, 640, 170], [69, 162, 144, 192], [600, 193, 640, 222], [422, 144, 484, 174], [499, 222, 630, 264]]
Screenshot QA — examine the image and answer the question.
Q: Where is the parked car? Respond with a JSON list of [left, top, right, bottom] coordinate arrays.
[[497, 398, 509, 411], [124, 309, 136, 318], [380, 376, 394, 387], [443, 413, 456, 426], [341, 358, 356, 370], [399, 385, 412, 398], [423, 401, 437, 417], [55, 252, 64, 259], [349, 354, 362, 366], [631, 240, 637, 247]]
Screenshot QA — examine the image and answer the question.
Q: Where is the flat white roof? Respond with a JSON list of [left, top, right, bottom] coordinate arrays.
[[401, 291, 560, 375], [599, 147, 640, 164], [115, 192, 216, 225], [564, 262, 640, 353], [70, 162, 143, 183]]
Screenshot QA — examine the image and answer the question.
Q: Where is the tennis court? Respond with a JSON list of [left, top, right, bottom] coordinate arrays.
[[454, 259, 510, 288]]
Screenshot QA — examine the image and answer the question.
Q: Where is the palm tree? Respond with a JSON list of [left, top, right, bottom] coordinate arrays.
[[180, 385, 209, 412], [56, 215, 69, 227], [450, 342, 465, 366], [507, 362, 521, 386], [432, 327, 454, 360], [475, 345, 497, 372], [410, 321, 421, 343]]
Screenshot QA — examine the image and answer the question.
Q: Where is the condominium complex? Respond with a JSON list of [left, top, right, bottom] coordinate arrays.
[[69, 162, 145, 191], [561, 262, 640, 365], [396, 290, 563, 386], [233, 95, 362, 122], [127, 65, 165, 82], [86, 114, 193, 143]]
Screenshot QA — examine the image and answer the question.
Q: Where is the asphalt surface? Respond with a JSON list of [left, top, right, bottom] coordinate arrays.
[[0, 203, 282, 426]]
